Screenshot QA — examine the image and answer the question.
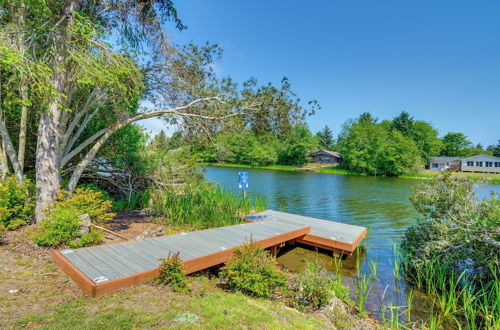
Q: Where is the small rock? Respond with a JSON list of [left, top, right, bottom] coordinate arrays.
[[8, 289, 19, 294], [136, 226, 166, 240], [78, 214, 91, 235]]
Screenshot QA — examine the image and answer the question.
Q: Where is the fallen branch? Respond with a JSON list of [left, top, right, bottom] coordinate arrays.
[[90, 224, 130, 240]]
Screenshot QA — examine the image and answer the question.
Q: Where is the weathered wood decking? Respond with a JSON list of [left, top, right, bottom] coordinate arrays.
[[54, 219, 310, 297], [244, 210, 367, 254], [54, 210, 367, 296]]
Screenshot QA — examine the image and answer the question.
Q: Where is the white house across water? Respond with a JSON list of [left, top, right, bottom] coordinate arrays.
[[429, 154, 500, 174]]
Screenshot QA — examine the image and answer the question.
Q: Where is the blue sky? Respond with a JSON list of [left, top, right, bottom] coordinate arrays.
[[140, 0, 500, 146]]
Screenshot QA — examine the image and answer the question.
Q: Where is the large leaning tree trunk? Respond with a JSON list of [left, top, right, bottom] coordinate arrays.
[[34, 0, 79, 221]]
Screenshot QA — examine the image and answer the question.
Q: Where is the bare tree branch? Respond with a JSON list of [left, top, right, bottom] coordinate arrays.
[[66, 96, 246, 191]]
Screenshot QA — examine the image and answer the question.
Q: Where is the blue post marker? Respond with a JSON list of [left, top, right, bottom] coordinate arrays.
[[238, 172, 249, 199]]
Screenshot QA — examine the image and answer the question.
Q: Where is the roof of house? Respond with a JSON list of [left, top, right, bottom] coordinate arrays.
[[428, 156, 462, 163], [309, 150, 342, 158], [458, 154, 500, 161], [429, 154, 500, 163]]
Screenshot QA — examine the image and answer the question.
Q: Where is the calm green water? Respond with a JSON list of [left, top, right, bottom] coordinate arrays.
[[205, 166, 500, 320]]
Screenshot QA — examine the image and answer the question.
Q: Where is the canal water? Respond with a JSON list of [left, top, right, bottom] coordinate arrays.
[[204, 166, 500, 321]]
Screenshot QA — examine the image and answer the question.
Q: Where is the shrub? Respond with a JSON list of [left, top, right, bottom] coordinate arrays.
[[33, 188, 113, 247], [158, 252, 190, 293], [49, 188, 115, 226], [288, 263, 337, 311], [0, 177, 34, 229], [401, 171, 500, 328], [403, 171, 499, 287], [220, 243, 287, 298], [33, 208, 104, 248]]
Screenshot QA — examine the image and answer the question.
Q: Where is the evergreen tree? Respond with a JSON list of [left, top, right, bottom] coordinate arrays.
[[316, 125, 335, 150], [493, 140, 500, 157], [392, 111, 414, 137]]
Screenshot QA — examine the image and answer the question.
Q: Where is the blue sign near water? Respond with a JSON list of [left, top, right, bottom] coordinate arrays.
[[238, 172, 249, 190]]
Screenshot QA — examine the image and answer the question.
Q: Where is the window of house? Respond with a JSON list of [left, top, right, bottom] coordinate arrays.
[[432, 163, 439, 168], [466, 161, 474, 166], [485, 162, 492, 167], [495, 162, 500, 168], [476, 161, 483, 167]]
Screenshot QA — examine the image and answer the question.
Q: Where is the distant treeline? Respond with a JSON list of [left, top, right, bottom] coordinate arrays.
[[147, 73, 498, 177], [157, 106, 498, 177]]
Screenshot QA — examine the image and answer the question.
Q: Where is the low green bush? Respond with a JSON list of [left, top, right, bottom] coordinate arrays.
[[220, 243, 287, 298], [0, 177, 34, 230], [49, 188, 115, 226], [33, 208, 104, 248], [287, 263, 340, 311], [33, 188, 113, 247], [158, 252, 190, 293]]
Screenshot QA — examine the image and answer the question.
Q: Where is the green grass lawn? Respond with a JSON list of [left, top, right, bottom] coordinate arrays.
[[1, 239, 334, 329], [401, 170, 500, 184], [201, 162, 298, 171], [202, 162, 500, 184]]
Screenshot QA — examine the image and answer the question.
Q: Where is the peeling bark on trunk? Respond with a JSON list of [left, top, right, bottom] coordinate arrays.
[[17, 2, 28, 171], [34, 0, 81, 222], [35, 104, 63, 221]]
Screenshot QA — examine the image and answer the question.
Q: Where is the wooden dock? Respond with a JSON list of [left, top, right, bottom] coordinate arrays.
[[54, 219, 309, 297], [54, 210, 366, 296], [244, 210, 367, 255]]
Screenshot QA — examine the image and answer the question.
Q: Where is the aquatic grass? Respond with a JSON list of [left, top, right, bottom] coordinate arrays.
[[400, 251, 499, 329], [253, 195, 267, 213], [368, 258, 379, 279], [405, 290, 414, 324], [390, 242, 401, 281], [148, 182, 267, 230], [354, 248, 362, 278], [388, 304, 402, 329], [354, 273, 372, 317], [330, 256, 344, 289]]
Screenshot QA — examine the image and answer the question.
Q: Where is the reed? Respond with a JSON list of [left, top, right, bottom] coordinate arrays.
[[355, 248, 362, 278], [388, 304, 401, 329], [401, 252, 499, 329], [149, 182, 267, 230], [390, 242, 401, 281], [405, 289, 414, 324], [368, 258, 379, 279], [354, 273, 372, 317]]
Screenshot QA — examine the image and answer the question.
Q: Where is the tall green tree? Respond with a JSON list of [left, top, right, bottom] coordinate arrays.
[[0, 1, 249, 222], [440, 132, 473, 157], [412, 121, 442, 160], [316, 125, 335, 150], [338, 113, 419, 176], [392, 111, 414, 137]]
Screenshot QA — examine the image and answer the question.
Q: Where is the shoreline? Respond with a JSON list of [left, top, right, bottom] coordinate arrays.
[[201, 162, 500, 184]]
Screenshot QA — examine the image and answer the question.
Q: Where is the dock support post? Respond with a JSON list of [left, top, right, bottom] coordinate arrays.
[[270, 245, 277, 257]]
